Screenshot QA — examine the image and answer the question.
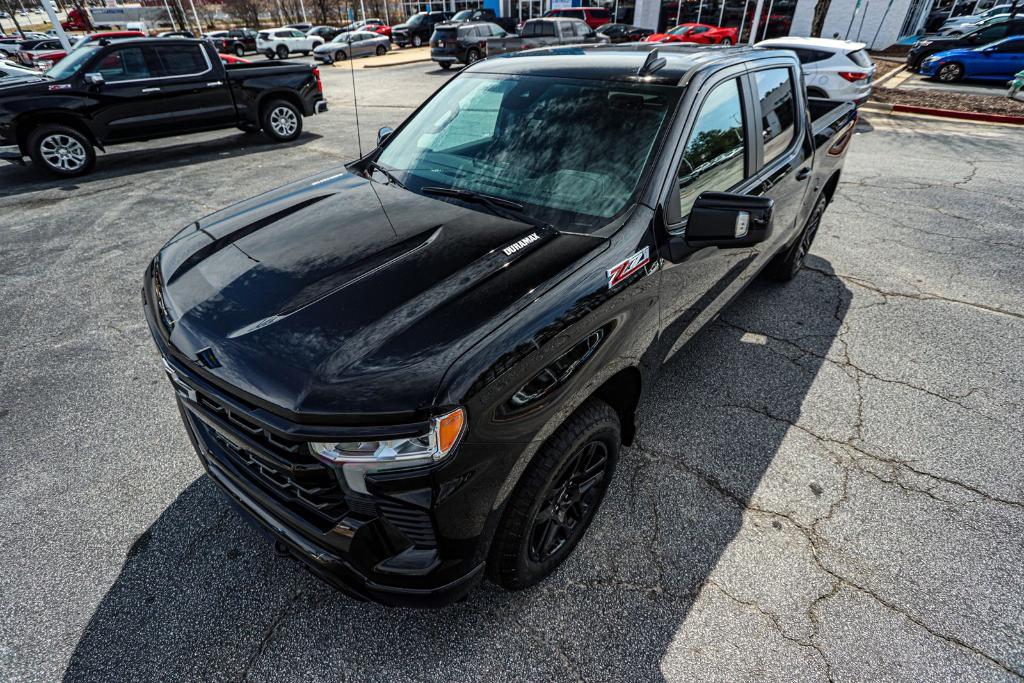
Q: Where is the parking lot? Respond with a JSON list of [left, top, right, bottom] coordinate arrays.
[[2, 61, 1023, 681]]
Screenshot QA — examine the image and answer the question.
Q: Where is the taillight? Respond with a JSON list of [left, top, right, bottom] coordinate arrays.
[[838, 71, 868, 82], [312, 66, 322, 93]]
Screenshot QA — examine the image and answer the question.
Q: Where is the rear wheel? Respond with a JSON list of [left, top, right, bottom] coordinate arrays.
[[276, 44, 288, 59], [937, 62, 964, 82], [261, 99, 303, 142], [234, 44, 245, 57], [466, 47, 481, 64], [375, 44, 386, 56], [439, 61, 451, 70], [767, 192, 828, 282], [28, 123, 95, 178], [264, 49, 275, 59], [412, 34, 423, 47], [488, 399, 619, 590]]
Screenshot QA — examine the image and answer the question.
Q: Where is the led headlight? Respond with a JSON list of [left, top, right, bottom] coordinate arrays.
[[310, 408, 466, 494], [36, 60, 53, 70]]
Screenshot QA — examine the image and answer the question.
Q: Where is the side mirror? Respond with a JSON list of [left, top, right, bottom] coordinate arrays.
[[377, 126, 393, 146], [685, 192, 774, 248], [85, 72, 104, 86]]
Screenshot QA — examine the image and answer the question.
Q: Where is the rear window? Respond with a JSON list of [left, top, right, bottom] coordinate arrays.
[[434, 27, 457, 40], [846, 49, 872, 68], [753, 67, 797, 165], [523, 21, 557, 37], [793, 47, 832, 63]]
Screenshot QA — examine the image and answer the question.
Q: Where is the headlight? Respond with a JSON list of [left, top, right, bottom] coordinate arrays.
[[917, 40, 932, 46], [36, 59, 52, 70], [310, 408, 466, 494]]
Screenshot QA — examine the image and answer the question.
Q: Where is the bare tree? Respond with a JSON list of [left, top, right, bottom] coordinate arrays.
[[810, 0, 832, 37], [223, 0, 264, 28]]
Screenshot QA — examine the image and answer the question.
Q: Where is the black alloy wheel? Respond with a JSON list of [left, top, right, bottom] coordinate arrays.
[[528, 440, 610, 562], [768, 192, 828, 281]]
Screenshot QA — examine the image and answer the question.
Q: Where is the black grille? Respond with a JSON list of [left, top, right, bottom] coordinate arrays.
[[377, 500, 437, 548], [188, 387, 348, 526]]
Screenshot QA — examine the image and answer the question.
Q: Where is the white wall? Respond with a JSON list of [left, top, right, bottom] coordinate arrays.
[[791, 0, 920, 49]]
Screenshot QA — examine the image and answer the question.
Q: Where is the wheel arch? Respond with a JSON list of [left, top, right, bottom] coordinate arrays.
[[15, 112, 100, 154], [257, 89, 305, 120], [822, 169, 841, 204]]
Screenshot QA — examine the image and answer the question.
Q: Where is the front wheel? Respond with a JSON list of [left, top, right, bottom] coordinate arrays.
[[488, 399, 619, 590], [261, 99, 303, 142], [334, 49, 347, 61], [720, 37, 732, 45], [276, 44, 289, 59], [375, 44, 386, 56], [439, 61, 451, 70], [767, 192, 828, 282], [28, 123, 95, 177], [412, 34, 423, 47], [264, 49, 275, 59], [234, 44, 245, 57], [937, 62, 964, 82]]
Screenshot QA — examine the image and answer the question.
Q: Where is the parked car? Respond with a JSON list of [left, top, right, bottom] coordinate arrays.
[[141, 43, 857, 607], [0, 38, 21, 55], [920, 35, 1024, 82], [392, 11, 453, 48], [313, 30, 390, 63], [257, 27, 324, 59], [207, 28, 258, 56], [757, 36, 876, 103], [908, 18, 1024, 69], [285, 23, 313, 33], [541, 6, 612, 29], [939, 12, 1012, 36], [596, 22, 654, 43], [485, 17, 607, 56], [218, 53, 251, 64], [0, 38, 326, 177], [644, 22, 738, 44], [449, 7, 518, 33], [938, 4, 1015, 33], [18, 30, 146, 70], [430, 20, 507, 69], [307, 25, 344, 42], [158, 30, 196, 38], [0, 57, 38, 80]]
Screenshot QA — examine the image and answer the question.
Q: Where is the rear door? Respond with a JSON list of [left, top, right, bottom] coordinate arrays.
[[149, 42, 235, 131]]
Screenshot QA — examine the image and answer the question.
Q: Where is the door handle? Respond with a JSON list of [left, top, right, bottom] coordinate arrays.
[[141, 87, 161, 93], [796, 167, 812, 181], [206, 81, 223, 87]]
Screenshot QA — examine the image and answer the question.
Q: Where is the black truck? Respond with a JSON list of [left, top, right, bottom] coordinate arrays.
[[0, 38, 326, 177], [450, 7, 518, 34], [392, 10, 454, 48], [143, 44, 857, 607]]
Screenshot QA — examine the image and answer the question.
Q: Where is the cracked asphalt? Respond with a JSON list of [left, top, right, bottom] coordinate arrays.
[[1, 63, 1023, 682]]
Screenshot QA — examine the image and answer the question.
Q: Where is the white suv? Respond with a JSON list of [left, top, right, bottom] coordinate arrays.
[[257, 28, 323, 59], [757, 37, 876, 104]]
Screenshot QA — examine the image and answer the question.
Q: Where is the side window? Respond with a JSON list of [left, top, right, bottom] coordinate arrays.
[[154, 44, 208, 76], [690, 26, 709, 34], [539, 22, 557, 37], [678, 78, 747, 218], [996, 38, 1024, 52], [522, 22, 537, 37], [754, 67, 796, 165], [94, 47, 152, 82]]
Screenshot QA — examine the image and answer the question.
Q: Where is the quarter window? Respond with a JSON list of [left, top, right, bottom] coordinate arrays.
[[754, 68, 796, 165], [678, 78, 747, 218]]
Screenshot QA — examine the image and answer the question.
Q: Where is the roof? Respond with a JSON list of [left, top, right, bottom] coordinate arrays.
[[473, 43, 787, 86], [756, 36, 866, 51]]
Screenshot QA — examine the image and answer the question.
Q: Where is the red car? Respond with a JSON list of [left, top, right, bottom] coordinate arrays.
[[541, 7, 612, 29], [218, 53, 251, 64], [19, 30, 146, 70], [365, 20, 392, 38], [643, 22, 738, 45]]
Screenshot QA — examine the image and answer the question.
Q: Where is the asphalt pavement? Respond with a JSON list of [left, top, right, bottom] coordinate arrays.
[[1, 63, 1023, 681]]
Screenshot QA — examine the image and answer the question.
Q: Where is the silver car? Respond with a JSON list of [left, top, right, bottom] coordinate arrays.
[[313, 30, 390, 64]]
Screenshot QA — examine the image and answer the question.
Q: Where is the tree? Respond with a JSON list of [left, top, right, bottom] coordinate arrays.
[[810, 0, 832, 37], [222, 0, 264, 28]]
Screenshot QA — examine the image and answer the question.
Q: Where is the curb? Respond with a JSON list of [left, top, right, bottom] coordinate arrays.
[[861, 101, 1024, 125], [873, 64, 907, 88], [361, 57, 432, 69]]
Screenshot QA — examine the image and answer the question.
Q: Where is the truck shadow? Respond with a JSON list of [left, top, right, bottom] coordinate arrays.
[[63, 256, 851, 681], [0, 132, 324, 198]]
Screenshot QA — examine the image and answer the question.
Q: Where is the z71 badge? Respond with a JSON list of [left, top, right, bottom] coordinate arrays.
[[607, 247, 650, 289]]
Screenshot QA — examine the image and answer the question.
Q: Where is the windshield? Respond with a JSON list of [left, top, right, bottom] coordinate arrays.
[[668, 25, 691, 34], [452, 10, 472, 20], [376, 74, 679, 232], [407, 13, 427, 26], [45, 44, 99, 79]]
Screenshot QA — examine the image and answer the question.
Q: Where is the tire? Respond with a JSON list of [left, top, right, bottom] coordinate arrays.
[[375, 44, 386, 56], [28, 123, 95, 177], [234, 44, 245, 57], [276, 44, 288, 59], [466, 47, 481, 64], [412, 34, 423, 47], [334, 49, 347, 61], [936, 62, 964, 82], [264, 49, 275, 59], [301, 50, 309, 56], [720, 37, 732, 45], [439, 61, 451, 70], [261, 99, 303, 142], [767, 192, 828, 282], [488, 398, 620, 590]]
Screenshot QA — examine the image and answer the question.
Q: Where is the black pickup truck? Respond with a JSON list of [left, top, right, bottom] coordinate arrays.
[[0, 38, 326, 177], [143, 44, 857, 607]]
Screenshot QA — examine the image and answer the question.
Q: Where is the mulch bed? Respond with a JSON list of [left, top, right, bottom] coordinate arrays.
[[872, 81, 1024, 117]]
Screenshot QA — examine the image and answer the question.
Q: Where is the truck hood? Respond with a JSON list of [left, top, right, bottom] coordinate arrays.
[[156, 167, 607, 422], [0, 75, 49, 92]]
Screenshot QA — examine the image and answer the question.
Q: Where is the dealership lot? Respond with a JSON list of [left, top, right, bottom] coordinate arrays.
[[1, 61, 1023, 681]]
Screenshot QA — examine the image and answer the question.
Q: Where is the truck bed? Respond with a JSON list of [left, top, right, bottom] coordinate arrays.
[[808, 97, 858, 152]]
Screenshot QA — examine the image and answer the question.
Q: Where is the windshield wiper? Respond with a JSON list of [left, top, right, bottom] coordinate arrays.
[[366, 159, 406, 189], [421, 186, 552, 230]]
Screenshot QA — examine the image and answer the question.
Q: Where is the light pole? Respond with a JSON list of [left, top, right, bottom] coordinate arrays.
[[747, 0, 764, 44], [40, 0, 71, 50]]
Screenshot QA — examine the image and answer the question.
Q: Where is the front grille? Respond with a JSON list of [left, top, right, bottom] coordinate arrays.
[[187, 385, 348, 527]]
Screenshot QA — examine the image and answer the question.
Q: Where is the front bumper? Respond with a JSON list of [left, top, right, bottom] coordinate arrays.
[[142, 265, 500, 607]]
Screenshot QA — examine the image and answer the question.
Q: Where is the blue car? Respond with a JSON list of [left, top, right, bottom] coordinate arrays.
[[920, 35, 1024, 82]]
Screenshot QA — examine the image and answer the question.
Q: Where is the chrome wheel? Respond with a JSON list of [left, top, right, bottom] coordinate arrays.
[[269, 106, 298, 137], [39, 134, 86, 172]]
